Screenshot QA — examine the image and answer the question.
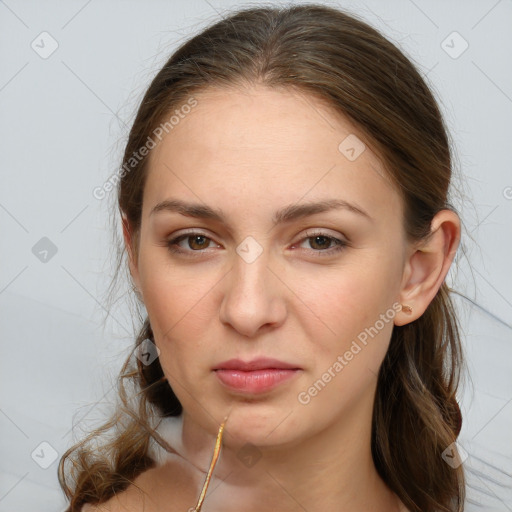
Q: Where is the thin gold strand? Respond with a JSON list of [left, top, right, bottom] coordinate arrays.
[[194, 416, 229, 512]]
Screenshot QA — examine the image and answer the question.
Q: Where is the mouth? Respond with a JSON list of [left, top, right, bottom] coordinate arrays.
[[213, 358, 302, 394]]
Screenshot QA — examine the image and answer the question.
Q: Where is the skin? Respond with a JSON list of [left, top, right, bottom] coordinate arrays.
[[97, 84, 460, 511]]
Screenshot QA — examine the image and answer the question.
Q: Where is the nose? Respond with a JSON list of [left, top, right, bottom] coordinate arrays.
[[219, 248, 287, 338]]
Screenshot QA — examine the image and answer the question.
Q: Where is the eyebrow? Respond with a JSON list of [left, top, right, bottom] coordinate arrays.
[[149, 198, 373, 224]]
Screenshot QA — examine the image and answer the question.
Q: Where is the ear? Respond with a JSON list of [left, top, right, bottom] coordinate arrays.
[[122, 213, 141, 293], [394, 209, 461, 326]]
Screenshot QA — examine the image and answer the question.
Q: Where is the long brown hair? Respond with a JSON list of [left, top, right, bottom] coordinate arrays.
[[59, 4, 466, 511]]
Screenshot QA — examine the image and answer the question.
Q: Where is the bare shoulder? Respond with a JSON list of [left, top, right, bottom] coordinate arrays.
[[79, 469, 160, 512], [79, 454, 200, 512], [82, 504, 108, 512], [80, 487, 144, 512], [82, 504, 112, 512]]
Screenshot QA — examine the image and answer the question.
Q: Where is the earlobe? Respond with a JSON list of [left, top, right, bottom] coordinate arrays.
[[394, 210, 461, 326]]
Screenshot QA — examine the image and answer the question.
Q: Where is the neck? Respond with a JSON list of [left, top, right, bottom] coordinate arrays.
[[154, 401, 401, 512]]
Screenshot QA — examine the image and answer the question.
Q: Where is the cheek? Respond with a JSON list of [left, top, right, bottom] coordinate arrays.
[[293, 260, 395, 340], [137, 258, 233, 391], [291, 255, 399, 390], [138, 248, 216, 334], [296, 296, 394, 422]]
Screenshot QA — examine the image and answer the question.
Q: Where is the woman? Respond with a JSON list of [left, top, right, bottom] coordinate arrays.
[[59, 4, 466, 511]]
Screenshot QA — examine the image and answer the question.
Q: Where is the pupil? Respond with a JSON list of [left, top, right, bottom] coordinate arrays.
[[191, 236, 207, 249], [313, 236, 329, 249]]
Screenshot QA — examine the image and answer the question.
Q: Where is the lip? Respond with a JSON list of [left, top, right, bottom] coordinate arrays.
[[213, 358, 302, 394], [213, 358, 302, 371]]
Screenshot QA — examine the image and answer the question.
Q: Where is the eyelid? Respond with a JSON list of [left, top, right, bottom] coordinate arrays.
[[293, 229, 348, 256], [166, 229, 348, 257], [167, 231, 221, 254], [300, 228, 348, 243]]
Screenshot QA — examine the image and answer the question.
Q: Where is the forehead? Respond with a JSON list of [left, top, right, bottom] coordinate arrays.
[[143, 84, 401, 224]]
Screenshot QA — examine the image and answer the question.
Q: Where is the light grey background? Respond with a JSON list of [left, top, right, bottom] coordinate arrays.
[[0, 0, 511, 510]]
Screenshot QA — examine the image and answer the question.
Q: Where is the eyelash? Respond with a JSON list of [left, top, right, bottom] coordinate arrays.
[[166, 230, 347, 258]]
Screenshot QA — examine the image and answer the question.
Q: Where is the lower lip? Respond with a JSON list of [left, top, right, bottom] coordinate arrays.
[[214, 369, 300, 393]]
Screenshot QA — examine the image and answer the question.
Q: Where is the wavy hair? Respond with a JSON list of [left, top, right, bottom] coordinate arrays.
[[59, 4, 466, 511]]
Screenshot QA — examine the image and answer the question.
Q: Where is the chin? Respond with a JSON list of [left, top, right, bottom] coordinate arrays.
[[219, 400, 304, 449]]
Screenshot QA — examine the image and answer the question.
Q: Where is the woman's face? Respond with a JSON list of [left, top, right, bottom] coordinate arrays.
[[130, 84, 409, 449]]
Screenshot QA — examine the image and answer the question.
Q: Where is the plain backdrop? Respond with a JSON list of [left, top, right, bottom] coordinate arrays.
[[0, 0, 511, 510]]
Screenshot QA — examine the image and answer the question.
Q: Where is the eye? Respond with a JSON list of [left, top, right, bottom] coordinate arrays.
[[166, 232, 220, 256], [295, 231, 348, 256], [166, 230, 348, 258]]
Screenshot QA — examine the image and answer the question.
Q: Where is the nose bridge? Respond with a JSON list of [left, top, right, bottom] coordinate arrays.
[[232, 247, 269, 295], [226, 236, 273, 308], [219, 237, 286, 336], [230, 234, 271, 292]]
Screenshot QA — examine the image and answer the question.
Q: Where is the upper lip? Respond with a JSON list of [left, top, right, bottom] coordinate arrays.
[[213, 358, 302, 371]]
